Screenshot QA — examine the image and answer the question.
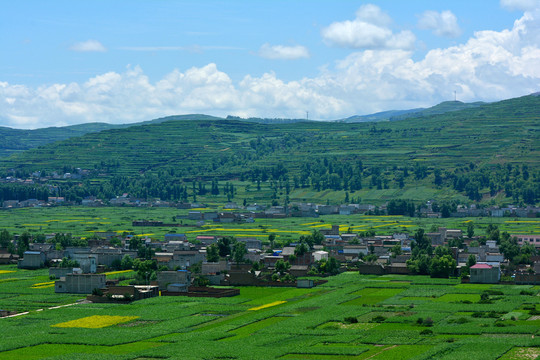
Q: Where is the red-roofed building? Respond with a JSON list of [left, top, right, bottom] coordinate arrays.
[[470, 263, 500, 283]]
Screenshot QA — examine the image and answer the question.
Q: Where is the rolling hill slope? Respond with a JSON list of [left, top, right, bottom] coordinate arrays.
[[0, 94, 538, 205]]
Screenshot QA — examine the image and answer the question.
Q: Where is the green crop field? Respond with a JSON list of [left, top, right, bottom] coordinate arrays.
[[0, 270, 539, 359], [0, 206, 538, 243]]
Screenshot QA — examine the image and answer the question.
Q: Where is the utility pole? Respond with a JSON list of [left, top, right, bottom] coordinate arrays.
[[454, 91, 457, 102], [306, 111, 309, 121]]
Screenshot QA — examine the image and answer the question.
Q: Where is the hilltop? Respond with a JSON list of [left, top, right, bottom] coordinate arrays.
[[0, 100, 490, 158], [0, 94, 538, 206]]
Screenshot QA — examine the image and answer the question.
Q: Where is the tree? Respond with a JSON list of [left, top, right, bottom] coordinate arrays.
[[406, 253, 431, 275], [467, 222, 475, 239], [268, 233, 276, 249], [17, 231, 31, 257], [120, 254, 134, 270], [0, 229, 11, 249], [412, 228, 431, 252], [217, 236, 234, 257], [318, 256, 340, 275], [232, 241, 247, 264], [206, 244, 220, 262], [274, 259, 290, 276], [466, 254, 477, 269], [430, 254, 456, 278], [499, 236, 520, 262], [294, 242, 309, 257], [390, 244, 402, 258]]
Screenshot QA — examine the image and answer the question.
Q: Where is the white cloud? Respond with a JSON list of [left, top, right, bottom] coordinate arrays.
[[70, 40, 106, 52], [418, 10, 462, 38], [321, 4, 415, 50], [1, 11, 540, 128], [258, 44, 310, 60], [501, 0, 540, 11]]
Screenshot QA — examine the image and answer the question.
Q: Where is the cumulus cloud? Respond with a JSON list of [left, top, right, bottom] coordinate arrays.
[[501, 0, 540, 11], [321, 4, 415, 50], [1, 11, 540, 128], [70, 40, 106, 52], [418, 10, 462, 37], [258, 44, 310, 60]]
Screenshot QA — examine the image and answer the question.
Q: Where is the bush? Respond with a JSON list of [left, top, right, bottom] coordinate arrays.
[[343, 316, 358, 324], [449, 317, 469, 324], [520, 290, 534, 296], [371, 315, 386, 323], [424, 317, 434, 327], [416, 317, 423, 325], [91, 288, 103, 296], [420, 329, 433, 335]]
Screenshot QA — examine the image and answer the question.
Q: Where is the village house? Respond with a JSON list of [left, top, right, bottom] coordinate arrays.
[[18, 251, 46, 269], [196, 235, 217, 246], [513, 234, 540, 248], [0, 251, 17, 265], [55, 273, 106, 294], [237, 237, 262, 250], [157, 270, 191, 292], [164, 233, 187, 242], [470, 263, 501, 284]]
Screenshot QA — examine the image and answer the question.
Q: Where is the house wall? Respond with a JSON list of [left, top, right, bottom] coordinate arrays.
[[55, 274, 106, 294], [157, 270, 191, 291], [470, 267, 500, 284]]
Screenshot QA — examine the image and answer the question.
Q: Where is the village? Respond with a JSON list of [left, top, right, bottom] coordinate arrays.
[[2, 209, 538, 309]]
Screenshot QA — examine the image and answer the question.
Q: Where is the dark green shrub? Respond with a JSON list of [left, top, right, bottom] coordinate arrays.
[[91, 288, 103, 296], [371, 315, 386, 323], [343, 316, 358, 324], [420, 329, 433, 335]]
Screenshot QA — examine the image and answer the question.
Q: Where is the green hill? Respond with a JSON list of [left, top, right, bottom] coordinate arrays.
[[0, 94, 538, 206], [0, 114, 223, 158]]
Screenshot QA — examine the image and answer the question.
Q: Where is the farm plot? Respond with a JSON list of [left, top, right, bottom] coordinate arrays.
[[0, 273, 539, 359]]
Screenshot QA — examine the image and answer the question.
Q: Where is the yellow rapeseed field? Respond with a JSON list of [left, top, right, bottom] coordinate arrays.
[[52, 315, 139, 328], [248, 301, 286, 311], [104, 270, 134, 276], [0, 270, 15, 274]]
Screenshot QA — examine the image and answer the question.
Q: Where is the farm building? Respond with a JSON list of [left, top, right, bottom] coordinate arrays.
[[55, 273, 106, 294], [470, 263, 500, 284], [18, 251, 46, 269], [157, 270, 191, 292]]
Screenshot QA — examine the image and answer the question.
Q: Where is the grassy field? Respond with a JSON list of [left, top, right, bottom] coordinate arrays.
[[0, 270, 539, 359], [0, 206, 538, 244]]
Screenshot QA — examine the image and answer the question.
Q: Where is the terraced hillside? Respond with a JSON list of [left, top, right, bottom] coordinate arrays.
[[0, 94, 538, 205]]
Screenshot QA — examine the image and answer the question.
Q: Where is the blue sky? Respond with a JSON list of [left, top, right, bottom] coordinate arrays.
[[1, 0, 540, 128]]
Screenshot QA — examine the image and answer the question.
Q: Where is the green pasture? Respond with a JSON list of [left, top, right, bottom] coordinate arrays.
[[0, 272, 539, 359], [0, 206, 538, 243]]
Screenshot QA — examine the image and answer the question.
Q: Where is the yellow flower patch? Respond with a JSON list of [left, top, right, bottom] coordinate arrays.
[[104, 270, 134, 276], [248, 301, 286, 311], [309, 224, 331, 228], [301, 222, 323, 226], [372, 222, 399, 228], [52, 315, 139, 328], [0, 270, 15, 274], [32, 281, 55, 288]]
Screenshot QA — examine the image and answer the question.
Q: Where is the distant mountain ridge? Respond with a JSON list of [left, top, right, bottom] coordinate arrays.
[[0, 114, 222, 158], [341, 100, 486, 123], [0, 95, 526, 157]]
